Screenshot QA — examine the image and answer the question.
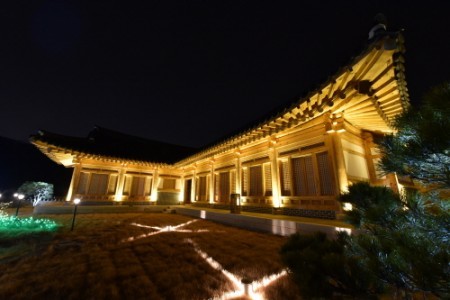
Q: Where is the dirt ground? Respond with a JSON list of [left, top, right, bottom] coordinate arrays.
[[0, 211, 301, 300]]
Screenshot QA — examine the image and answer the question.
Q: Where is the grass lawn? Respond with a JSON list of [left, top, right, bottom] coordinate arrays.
[[0, 211, 301, 299]]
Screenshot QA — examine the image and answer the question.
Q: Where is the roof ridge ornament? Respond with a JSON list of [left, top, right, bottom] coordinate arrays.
[[368, 13, 388, 40]]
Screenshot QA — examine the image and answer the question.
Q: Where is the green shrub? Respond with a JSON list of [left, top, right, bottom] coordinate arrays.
[[0, 215, 60, 238]]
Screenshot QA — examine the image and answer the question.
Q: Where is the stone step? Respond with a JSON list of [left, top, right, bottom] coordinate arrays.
[[162, 207, 176, 214]]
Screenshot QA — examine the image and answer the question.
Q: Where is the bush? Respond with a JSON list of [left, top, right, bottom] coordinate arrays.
[[0, 214, 60, 238]]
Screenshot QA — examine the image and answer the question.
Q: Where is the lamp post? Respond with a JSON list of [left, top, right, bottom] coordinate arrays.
[[70, 198, 81, 231], [14, 193, 24, 217]]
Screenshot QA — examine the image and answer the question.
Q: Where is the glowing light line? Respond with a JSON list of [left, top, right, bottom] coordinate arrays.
[[185, 238, 288, 300], [122, 219, 288, 299], [123, 219, 210, 242]]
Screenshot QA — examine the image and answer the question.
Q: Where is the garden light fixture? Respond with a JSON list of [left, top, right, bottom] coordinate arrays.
[[70, 198, 80, 231], [14, 193, 24, 217]]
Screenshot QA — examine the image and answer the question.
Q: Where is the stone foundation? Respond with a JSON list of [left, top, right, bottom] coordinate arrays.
[[190, 202, 336, 219]]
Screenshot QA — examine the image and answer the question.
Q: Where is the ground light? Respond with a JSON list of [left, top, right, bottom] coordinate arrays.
[[70, 198, 80, 231], [185, 238, 288, 300]]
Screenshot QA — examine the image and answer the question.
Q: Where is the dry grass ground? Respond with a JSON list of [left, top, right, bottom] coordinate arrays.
[[0, 211, 301, 299]]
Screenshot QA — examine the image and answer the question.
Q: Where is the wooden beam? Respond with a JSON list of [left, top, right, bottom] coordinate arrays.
[[371, 62, 394, 84], [354, 48, 383, 81], [373, 85, 397, 101], [372, 77, 396, 95]]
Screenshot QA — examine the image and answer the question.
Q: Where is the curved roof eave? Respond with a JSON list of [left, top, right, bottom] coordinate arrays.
[[176, 33, 409, 166], [30, 138, 173, 168]]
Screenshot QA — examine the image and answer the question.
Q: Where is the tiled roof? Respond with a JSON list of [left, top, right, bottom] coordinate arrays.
[[30, 126, 197, 164], [31, 30, 409, 167]]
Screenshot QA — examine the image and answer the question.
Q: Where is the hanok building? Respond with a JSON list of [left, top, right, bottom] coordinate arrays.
[[31, 30, 409, 219]]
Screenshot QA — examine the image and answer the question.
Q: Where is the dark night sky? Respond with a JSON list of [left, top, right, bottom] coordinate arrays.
[[1, 1, 450, 148]]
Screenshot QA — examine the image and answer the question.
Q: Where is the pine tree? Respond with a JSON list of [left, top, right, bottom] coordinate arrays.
[[341, 183, 449, 298], [280, 231, 380, 298], [380, 82, 450, 190]]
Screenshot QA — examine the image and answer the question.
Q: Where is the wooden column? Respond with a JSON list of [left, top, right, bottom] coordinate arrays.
[[191, 168, 197, 202], [179, 175, 185, 203], [150, 168, 159, 202], [66, 163, 81, 201], [114, 167, 126, 201], [330, 132, 348, 193], [269, 145, 281, 207], [362, 132, 378, 184], [235, 152, 242, 194], [209, 160, 215, 204]]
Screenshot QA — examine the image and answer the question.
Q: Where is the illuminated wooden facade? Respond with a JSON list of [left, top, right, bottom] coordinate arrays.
[[31, 33, 409, 219]]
